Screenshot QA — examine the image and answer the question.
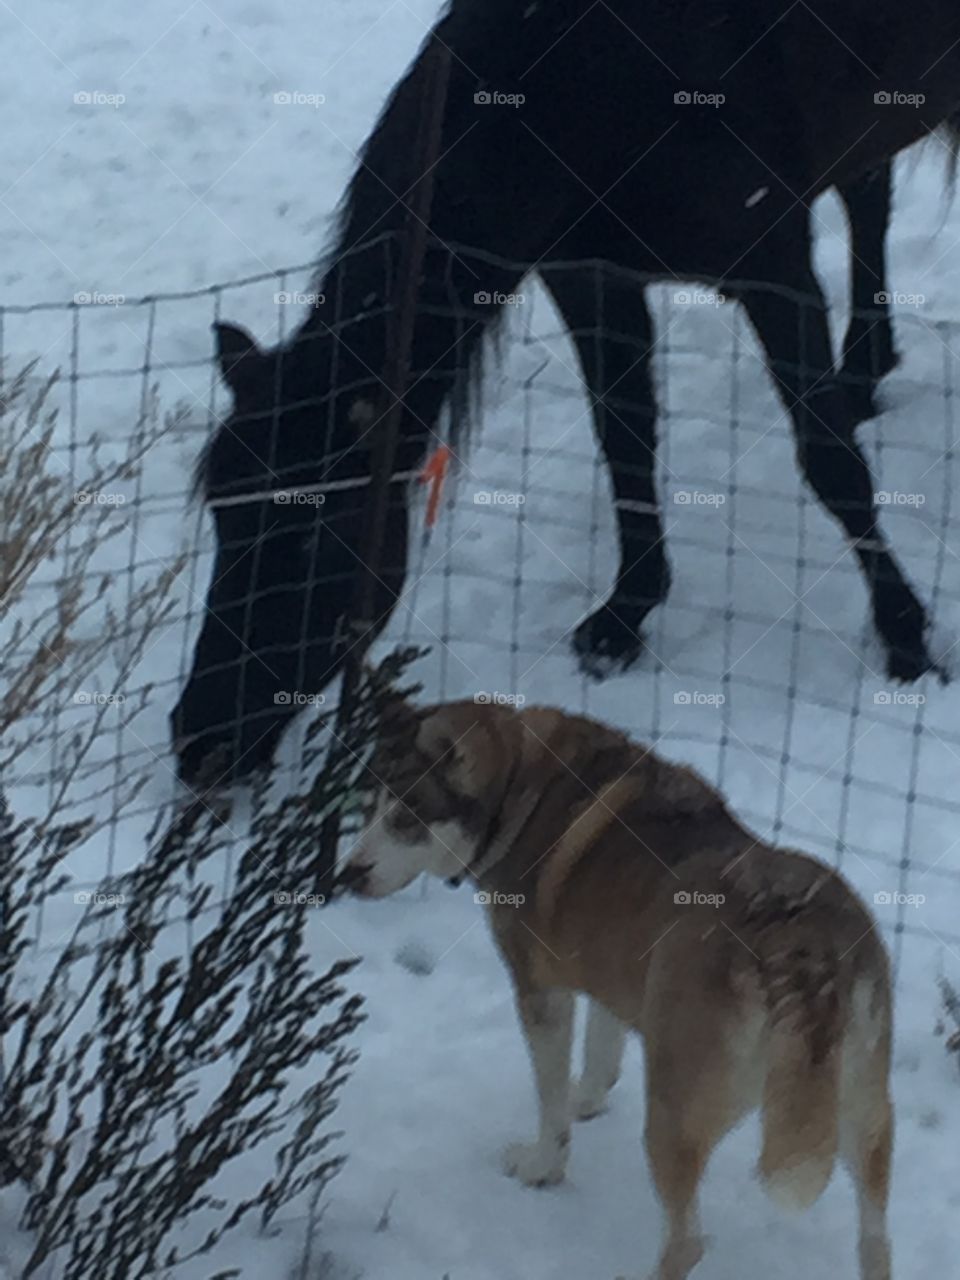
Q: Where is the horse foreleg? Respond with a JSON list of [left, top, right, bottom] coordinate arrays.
[[541, 263, 670, 677]]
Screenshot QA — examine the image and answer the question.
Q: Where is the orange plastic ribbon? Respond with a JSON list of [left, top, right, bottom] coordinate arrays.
[[419, 443, 451, 529]]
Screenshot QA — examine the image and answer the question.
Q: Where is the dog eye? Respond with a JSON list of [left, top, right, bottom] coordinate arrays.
[[357, 788, 378, 821], [392, 804, 423, 835]]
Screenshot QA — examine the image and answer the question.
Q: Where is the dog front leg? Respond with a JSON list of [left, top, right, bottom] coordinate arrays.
[[502, 988, 575, 1187]]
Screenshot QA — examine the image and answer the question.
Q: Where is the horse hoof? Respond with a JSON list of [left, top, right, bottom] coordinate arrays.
[[572, 606, 644, 678], [884, 640, 946, 685], [841, 339, 900, 384]]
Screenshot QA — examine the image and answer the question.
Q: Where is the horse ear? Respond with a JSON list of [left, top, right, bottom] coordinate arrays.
[[213, 322, 266, 396]]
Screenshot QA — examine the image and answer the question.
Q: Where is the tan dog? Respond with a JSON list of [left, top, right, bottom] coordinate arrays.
[[342, 699, 893, 1280]]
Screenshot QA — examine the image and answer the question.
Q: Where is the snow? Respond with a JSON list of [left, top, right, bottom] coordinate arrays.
[[2, 0, 960, 1277]]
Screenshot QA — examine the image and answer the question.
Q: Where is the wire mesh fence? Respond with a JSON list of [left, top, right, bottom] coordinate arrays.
[[3, 239, 960, 982]]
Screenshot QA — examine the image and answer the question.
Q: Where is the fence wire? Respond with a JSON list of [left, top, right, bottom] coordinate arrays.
[[3, 244, 960, 982]]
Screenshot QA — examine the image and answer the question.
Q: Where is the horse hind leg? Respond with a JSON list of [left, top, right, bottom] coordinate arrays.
[[738, 221, 939, 683], [836, 162, 899, 425]]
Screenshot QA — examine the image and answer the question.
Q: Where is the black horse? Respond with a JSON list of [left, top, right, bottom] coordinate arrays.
[[173, 0, 960, 784]]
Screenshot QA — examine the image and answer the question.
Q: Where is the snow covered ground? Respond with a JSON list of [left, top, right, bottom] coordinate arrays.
[[2, 1, 960, 1276]]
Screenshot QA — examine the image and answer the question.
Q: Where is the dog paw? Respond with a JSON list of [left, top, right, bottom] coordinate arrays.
[[572, 1078, 611, 1121], [646, 1234, 706, 1280], [501, 1140, 567, 1187]]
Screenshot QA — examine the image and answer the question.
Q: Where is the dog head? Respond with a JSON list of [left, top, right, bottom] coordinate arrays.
[[341, 698, 518, 897]]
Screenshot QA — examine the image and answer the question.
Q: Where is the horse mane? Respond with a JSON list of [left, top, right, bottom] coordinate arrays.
[[192, 435, 214, 501], [307, 0, 506, 456], [192, 435, 221, 504]]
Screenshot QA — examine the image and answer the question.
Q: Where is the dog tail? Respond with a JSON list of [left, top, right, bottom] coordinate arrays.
[[758, 945, 844, 1211]]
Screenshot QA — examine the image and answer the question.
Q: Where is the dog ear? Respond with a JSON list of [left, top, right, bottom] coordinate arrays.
[[415, 705, 462, 768], [416, 706, 501, 797]]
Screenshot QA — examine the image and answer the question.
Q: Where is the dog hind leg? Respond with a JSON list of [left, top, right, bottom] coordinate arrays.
[[639, 986, 756, 1280], [839, 996, 893, 1280], [574, 999, 627, 1120], [643, 1092, 710, 1280]]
